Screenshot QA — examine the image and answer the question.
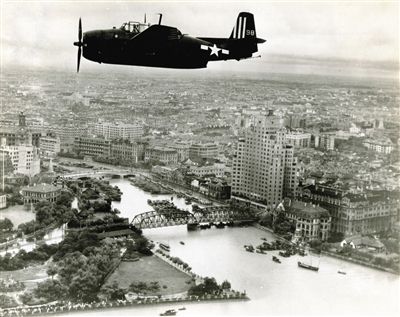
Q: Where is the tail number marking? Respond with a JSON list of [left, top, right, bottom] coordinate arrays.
[[246, 30, 255, 36]]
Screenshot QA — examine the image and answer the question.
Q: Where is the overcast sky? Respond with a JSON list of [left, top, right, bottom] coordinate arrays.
[[1, 0, 398, 77]]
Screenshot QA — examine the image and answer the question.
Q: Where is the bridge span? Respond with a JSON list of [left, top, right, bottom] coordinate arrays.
[[131, 204, 255, 229], [61, 170, 132, 179]]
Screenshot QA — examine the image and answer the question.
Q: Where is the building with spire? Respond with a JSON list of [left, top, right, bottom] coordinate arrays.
[[0, 112, 42, 147]]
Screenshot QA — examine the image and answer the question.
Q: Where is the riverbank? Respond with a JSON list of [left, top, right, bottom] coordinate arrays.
[[0, 289, 248, 316], [150, 175, 227, 206], [0, 240, 246, 316], [130, 178, 172, 195], [252, 223, 286, 241], [321, 250, 399, 275], [253, 223, 400, 275]]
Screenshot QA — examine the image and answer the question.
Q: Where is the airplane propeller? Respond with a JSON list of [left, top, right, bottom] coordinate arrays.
[[73, 18, 83, 72]]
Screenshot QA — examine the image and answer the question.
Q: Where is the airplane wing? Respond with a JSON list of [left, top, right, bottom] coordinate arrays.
[[130, 25, 181, 44]]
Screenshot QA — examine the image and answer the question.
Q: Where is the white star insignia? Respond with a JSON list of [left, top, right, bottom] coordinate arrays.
[[200, 44, 229, 56], [209, 44, 221, 56]]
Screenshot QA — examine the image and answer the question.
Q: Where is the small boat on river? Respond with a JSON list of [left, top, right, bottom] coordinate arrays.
[[245, 245, 255, 252], [338, 270, 347, 275], [298, 261, 319, 271], [180, 241, 185, 245], [298, 249, 306, 256], [159, 243, 170, 252], [279, 251, 291, 258], [272, 256, 281, 263], [160, 309, 177, 316]]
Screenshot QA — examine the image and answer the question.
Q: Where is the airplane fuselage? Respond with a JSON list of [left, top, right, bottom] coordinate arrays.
[[74, 13, 265, 71], [82, 27, 254, 69]]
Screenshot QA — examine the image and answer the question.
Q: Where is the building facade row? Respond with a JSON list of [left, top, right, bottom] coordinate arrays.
[[74, 136, 111, 157], [74, 136, 148, 163], [363, 138, 394, 154], [285, 131, 311, 148], [298, 184, 399, 236], [144, 147, 178, 165], [93, 121, 144, 141], [189, 163, 228, 178]]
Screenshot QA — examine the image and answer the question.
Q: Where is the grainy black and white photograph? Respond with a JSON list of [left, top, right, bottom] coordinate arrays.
[[0, 0, 399, 316]]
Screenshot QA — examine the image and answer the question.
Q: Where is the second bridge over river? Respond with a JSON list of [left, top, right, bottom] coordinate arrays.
[[131, 200, 255, 230]]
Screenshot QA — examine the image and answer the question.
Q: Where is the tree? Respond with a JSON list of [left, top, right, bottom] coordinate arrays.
[[102, 282, 126, 301], [129, 281, 150, 295], [0, 218, 13, 231], [309, 239, 323, 253], [18, 220, 42, 235], [57, 251, 88, 285], [221, 280, 231, 291], [135, 237, 152, 255], [46, 264, 58, 280], [259, 213, 273, 227], [149, 281, 160, 292], [327, 232, 344, 243], [68, 265, 102, 302], [35, 203, 53, 225], [55, 191, 74, 207], [34, 280, 68, 302], [273, 212, 294, 235], [188, 277, 221, 296]]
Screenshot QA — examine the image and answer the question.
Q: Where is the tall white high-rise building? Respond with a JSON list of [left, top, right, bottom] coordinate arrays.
[[232, 111, 298, 210]]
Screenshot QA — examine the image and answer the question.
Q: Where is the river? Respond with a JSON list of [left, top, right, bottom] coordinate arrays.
[[66, 179, 400, 316]]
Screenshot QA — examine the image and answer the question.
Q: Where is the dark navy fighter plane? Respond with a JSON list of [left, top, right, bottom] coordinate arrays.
[[73, 12, 265, 71]]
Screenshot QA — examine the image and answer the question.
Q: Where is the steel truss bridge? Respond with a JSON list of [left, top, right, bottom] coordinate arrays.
[[131, 206, 255, 229]]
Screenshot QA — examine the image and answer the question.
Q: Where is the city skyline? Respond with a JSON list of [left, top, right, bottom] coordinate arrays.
[[1, 0, 398, 78], [0, 59, 399, 316]]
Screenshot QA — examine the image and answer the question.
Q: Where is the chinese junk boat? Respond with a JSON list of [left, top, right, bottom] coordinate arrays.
[[297, 246, 320, 272], [298, 261, 319, 271]]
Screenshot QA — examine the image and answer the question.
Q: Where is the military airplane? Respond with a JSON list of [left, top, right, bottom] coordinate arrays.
[[73, 12, 265, 72]]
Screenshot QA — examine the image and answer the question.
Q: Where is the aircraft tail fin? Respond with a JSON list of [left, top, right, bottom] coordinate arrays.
[[227, 12, 265, 58], [230, 12, 264, 43]]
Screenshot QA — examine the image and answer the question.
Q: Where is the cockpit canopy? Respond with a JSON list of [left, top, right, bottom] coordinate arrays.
[[120, 21, 150, 33]]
